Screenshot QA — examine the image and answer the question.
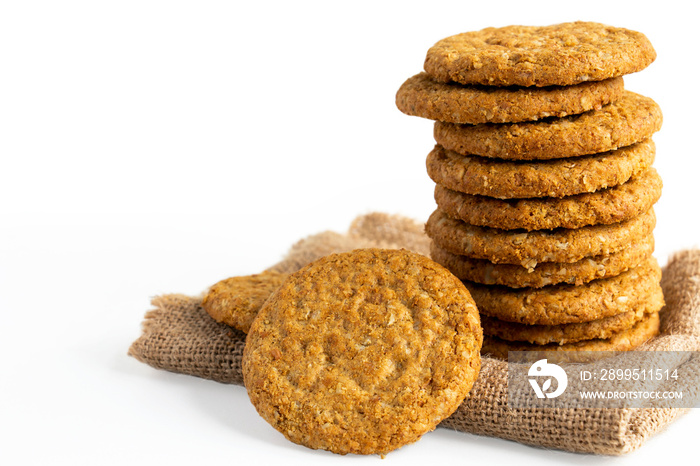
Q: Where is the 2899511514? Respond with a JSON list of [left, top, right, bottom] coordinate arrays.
[[580, 368, 680, 381]]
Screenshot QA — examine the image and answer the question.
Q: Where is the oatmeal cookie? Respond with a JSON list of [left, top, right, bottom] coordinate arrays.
[[424, 22, 656, 87], [481, 295, 662, 345], [426, 139, 655, 199], [430, 234, 654, 288], [434, 168, 662, 231], [433, 91, 662, 160], [202, 270, 289, 333], [242, 248, 483, 455], [425, 208, 656, 269], [396, 72, 624, 124], [481, 312, 660, 359], [464, 257, 662, 325]]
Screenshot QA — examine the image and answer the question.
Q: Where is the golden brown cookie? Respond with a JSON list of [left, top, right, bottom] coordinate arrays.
[[464, 257, 662, 326], [430, 234, 654, 288], [242, 248, 483, 455], [434, 168, 662, 231], [425, 208, 656, 269], [396, 72, 624, 124], [202, 270, 289, 333], [427, 140, 655, 199], [434, 91, 662, 160], [481, 312, 660, 359], [481, 295, 663, 345], [424, 22, 656, 87]]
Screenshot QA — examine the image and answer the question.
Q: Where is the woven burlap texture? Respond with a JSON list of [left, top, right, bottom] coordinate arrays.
[[128, 212, 700, 455]]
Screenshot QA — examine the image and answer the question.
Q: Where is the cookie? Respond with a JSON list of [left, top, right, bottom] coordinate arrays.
[[424, 22, 656, 87], [481, 294, 663, 345], [464, 257, 662, 325], [434, 168, 661, 231], [242, 248, 483, 455], [427, 139, 655, 199], [396, 72, 624, 124], [481, 312, 660, 359], [430, 234, 654, 288], [425, 208, 656, 269], [434, 91, 662, 160], [202, 270, 289, 333]]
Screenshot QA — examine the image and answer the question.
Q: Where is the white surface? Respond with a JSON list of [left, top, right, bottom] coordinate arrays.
[[1, 1, 699, 464]]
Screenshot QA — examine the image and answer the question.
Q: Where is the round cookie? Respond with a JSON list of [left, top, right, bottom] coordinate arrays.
[[427, 139, 655, 199], [202, 270, 289, 333], [481, 312, 660, 360], [425, 208, 656, 269], [396, 72, 624, 124], [430, 234, 654, 288], [434, 168, 662, 231], [481, 295, 663, 345], [464, 257, 662, 326], [424, 22, 656, 87], [242, 248, 483, 455], [434, 91, 662, 160]]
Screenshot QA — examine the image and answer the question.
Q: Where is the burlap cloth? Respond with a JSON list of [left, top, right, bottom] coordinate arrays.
[[128, 212, 700, 455]]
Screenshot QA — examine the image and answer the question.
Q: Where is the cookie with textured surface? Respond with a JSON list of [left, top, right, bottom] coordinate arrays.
[[242, 248, 483, 455], [481, 295, 662, 346], [434, 168, 661, 231], [426, 140, 655, 199], [434, 91, 662, 160], [396, 72, 624, 124], [425, 208, 656, 269], [202, 270, 289, 333], [464, 257, 662, 326], [481, 312, 660, 359], [430, 234, 654, 288], [424, 22, 656, 87]]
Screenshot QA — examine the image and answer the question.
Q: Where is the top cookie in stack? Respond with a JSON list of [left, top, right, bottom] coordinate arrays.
[[396, 22, 664, 359]]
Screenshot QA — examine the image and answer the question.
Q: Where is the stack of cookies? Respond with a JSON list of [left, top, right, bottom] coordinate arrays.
[[396, 22, 664, 358]]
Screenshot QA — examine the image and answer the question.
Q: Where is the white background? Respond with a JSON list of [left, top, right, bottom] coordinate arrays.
[[1, 1, 698, 464]]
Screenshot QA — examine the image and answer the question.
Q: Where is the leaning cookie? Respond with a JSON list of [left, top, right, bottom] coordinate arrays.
[[427, 140, 655, 199], [481, 312, 660, 360], [434, 168, 661, 231], [434, 91, 662, 160], [396, 72, 624, 124], [425, 208, 656, 269], [242, 248, 483, 456], [430, 234, 654, 288], [201, 270, 289, 333], [424, 22, 656, 87]]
